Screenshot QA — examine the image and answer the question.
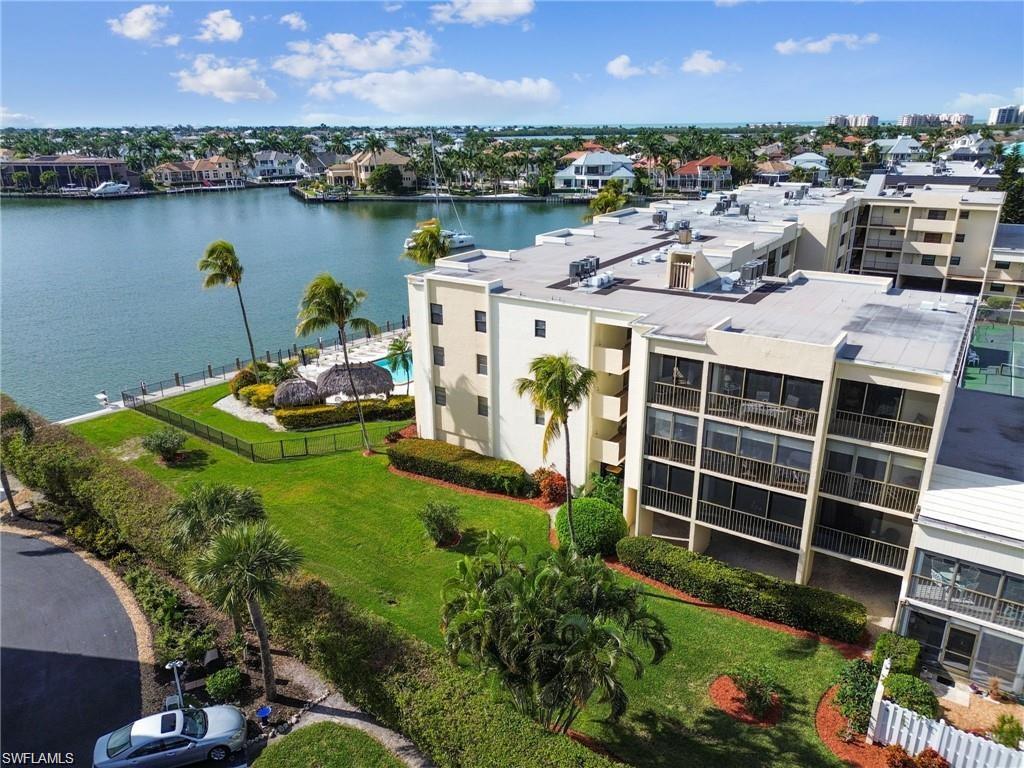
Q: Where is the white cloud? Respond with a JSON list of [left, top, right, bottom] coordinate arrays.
[[163, 34, 181, 46], [107, 4, 172, 43], [196, 9, 243, 42], [383, 3, 403, 11], [681, 50, 732, 75], [174, 55, 275, 102], [279, 12, 307, 32], [605, 54, 666, 80], [430, 0, 534, 26], [0, 106, 37, 127], [714, 0, 745, 6], [310, 67, 558, 122], [774, 32, 879, 55], [273, 28, 434, 79], [949, 87, 1024, 112]]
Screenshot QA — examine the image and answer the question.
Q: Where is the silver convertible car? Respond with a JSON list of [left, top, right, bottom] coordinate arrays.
[[93, 706, 246, 767]]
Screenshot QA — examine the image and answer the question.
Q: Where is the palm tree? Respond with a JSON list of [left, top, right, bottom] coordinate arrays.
[[198, 241, 259, 368], [296, 274, 380, 452], [1, 409, 35, 518], [403, 218, 450, 266], [385, 333, 413, 395], [363, 134, 387, 157], [514, 354, 596, 548], [189, 522, 301, 701], [168, 483, 265, 550]]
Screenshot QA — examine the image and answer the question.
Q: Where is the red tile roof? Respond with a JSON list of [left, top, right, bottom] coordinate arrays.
[[675, 155, 731, 176]]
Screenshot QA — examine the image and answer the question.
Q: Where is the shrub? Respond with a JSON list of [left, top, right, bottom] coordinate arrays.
[[914, 748, 950, 768], [873, 632, 921, 675], [555, 498, 626, 556], [266, 574, 615, 768], [275, 396, 415, 430], [418, 501, 461, 546], [586, 473, 623, 510], [66, 516, 124, 558], [253, 722, 403, 768], [238, 383, 276, 411], [883, 744, 915, 768], [124, 566, 217, 665], [991, 713, 1024, 749], [531, 466, 567, 506], [729, 664, 780, 718], [229, 367, 259, 398], [205, 667, 244, 703], [884, 673, 939, 719], [302, 346, 321, 360], [387, 438, 537, 498], [142, 427, 187, 462], [616, 536, 867, 642], [986, 296, 1013, 310], [834, 659, 878, 733]]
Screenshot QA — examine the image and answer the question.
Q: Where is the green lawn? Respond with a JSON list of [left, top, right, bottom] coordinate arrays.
[[252, 722, 403, 768], [71, 407, 845, 767], [146, 382, 408, 443]]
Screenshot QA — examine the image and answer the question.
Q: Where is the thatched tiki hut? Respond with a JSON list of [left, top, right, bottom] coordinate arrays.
[[316, 363, 394, 400], [274, 378, 322, 408]]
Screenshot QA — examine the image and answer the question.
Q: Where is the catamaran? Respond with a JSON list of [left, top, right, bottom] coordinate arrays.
[[403, 132, 474, 251]]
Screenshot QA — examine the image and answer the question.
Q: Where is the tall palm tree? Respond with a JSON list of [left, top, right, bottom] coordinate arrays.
[[168, 483, 265, 551], [363, 134, 387, 157], [295, 274, 380, 452], [403, 219, 450, 266], [189, 522, 301, 702], [198, 241, 259, 368], [514, 354, 596, 548], [385, 333, 413, 395]]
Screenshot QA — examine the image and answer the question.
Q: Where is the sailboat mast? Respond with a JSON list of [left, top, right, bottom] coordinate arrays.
[[430, 129, 440, 223]]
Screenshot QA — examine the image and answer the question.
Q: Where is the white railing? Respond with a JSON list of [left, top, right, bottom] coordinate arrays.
[[829, 409, 933, 452], [701, 448, 810, 493], [641, 486, 692, 518], [812, 525, 908, 570], [648, 381, 701, 412], [644, 435, 696, 466], [909, 575, 1024, 631], [820, 470, 919, 514], [705, 392, 818, 435], [695, 501, 802, 549]]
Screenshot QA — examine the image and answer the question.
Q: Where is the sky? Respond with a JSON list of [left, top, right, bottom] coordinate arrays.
[[2, 0, 1022, 128]]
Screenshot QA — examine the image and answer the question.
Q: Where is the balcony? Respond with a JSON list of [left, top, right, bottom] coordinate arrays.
[[869, 217, 905, 228], [595, 390, 627, 421], [644, 434, 695, 466], [648, 381, 700, 412], [829, 410, 932, 452], [812, 525, 908, 572], [819, 470, 919, 514], [908, 575, 1024, 631], [593, 344, 630, 375], [706, 392, 818, 435], [641, 485, 693, 517], [911, 217, 957, 234], [904, 240, 950, 258], [701, 448, 809, 493], [695, 500, 802, 550], [591, 433, 625, 466], [864, 238, 905, 251]]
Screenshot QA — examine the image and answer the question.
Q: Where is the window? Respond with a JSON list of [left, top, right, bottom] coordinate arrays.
[[926, 209, 947, 220], [954, 233, 965, 243], [839, 232, 847, 246], [890, 229, 898, 236], [951, 256, 961, 266], [477, 396, 489, 417], [651, 353, 702, 388], [534, 319, 546, 338], [535, 409, 545, 425], [990, 283, 1006, 293], [430, 303, 443, 325], [476, 354, 488, 375], [921, 255, 936, 267], [705, 421, 739, 453], [434, 386, 446, 406], [994, 261, 1011, 270], [432, 346, 445, 366], [923, 232, 943, 244], [474, 310, 487, 333], [959, 210, 970, 219]]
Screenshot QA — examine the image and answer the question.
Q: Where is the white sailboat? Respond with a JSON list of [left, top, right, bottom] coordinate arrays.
[[404, 132, 474, 251]]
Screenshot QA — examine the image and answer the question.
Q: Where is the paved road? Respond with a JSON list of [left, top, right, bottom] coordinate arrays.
[[1, 532, 141, 767]]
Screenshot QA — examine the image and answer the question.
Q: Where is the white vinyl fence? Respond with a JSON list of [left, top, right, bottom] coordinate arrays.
[[866, 658, 1023, 768]]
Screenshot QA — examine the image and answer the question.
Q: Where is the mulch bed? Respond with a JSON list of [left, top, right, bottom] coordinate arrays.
[[815, 685, 888, 768], [386, 465, 553, 510], [605, 559, 868, 660], [709, 675, 783, 727]]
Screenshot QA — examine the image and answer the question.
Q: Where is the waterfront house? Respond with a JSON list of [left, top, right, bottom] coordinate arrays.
[[789, 151, 830, 183], [1, 155, 131, 190], [246, 151, 302, 181], [323, 148, 415, 188], [672, 155, 733, 192], [151, 155, 239, 186], [939, 133, 998, 162], [867, 135, 927, 165], [554, 150, 635, 191]]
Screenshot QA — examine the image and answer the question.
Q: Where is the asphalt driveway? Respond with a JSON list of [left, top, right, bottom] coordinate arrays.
[[1, 531, 141, 767]]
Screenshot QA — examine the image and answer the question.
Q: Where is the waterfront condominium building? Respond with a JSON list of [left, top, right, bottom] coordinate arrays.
[[827, 114, 878, 128], [899, 113, 942, 128], [988, 105, 1023, 125], [407, 196, 985, 624]]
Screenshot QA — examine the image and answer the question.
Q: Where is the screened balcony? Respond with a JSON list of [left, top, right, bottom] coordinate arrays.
[[648, 353, 702, 412], [695, 475, 804, 550], [908, 552, 1024, 631], [641, 459, 694, 518], [701, 421, 812, 493], [829, 379, 937, 452], [812, 499, 911, 571], [820, 440, 924, 514], [706, 364, 821, 435], [645, 407, 697, 466]]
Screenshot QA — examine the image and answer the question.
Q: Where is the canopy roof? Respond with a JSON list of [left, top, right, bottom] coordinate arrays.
[[316, 363, 394, 398], [273, 378, 321, 408]]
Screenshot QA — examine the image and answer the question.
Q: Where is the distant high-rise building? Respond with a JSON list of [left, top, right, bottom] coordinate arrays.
[[988, 105, 1022, 125], [827, 114, 877, 128], [826, 115, 850, 128], [939, 113, 974, 126], [899, 113, 942, 128]]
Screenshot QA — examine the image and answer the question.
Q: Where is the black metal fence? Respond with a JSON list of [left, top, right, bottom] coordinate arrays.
[[132, 399, 409, 463]]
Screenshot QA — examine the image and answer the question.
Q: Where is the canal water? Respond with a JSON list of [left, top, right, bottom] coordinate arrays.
[[1, 188, 584, 419]]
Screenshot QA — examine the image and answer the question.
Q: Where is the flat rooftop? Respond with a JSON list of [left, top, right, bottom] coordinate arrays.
[[419, 202, 975, 376]]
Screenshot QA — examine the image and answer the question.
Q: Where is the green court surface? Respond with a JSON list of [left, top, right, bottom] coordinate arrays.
[[963, 322, 1024, 397]]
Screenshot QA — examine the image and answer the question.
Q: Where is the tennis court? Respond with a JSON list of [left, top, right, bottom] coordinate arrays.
[[963, 322, 1024, 397]]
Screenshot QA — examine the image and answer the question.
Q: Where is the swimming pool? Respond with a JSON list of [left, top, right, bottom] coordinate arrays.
[[374, 356, 413, 386]]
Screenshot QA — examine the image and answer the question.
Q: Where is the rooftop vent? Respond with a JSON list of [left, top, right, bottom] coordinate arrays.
[[569, 257, 600, 285]]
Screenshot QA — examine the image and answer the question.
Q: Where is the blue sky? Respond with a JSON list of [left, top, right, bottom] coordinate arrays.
[[2, 1, 1022, 127]]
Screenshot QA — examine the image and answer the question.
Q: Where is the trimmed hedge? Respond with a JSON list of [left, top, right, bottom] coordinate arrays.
[[835, 659, 877, 733], [238, 383, 276, 411], [555, 497, 626, 556], [884, 673, 939, 719], [267, 574, 615, 768], [873, 632, 921, 675], [386, 438, 537, 498], [275, 396, 414, 430], [616, 536, 867, 643], [229, 368, 258, 398]]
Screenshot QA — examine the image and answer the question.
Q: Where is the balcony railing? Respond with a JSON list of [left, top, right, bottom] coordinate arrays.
[[701, 448, 810, 493], [641, 486, 693, 518], [813, 525, 908, 571], [706, 392, 818, 435], [869, 217, 905, 227], [865, 238, 904, 250], [908, 575, 1024, 631], [695, 500, 802, 549], [829, 410, 933, 452], [644, 435, 696, 466], [820, 470, 919, 514], [648, 381, 701, 412]]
